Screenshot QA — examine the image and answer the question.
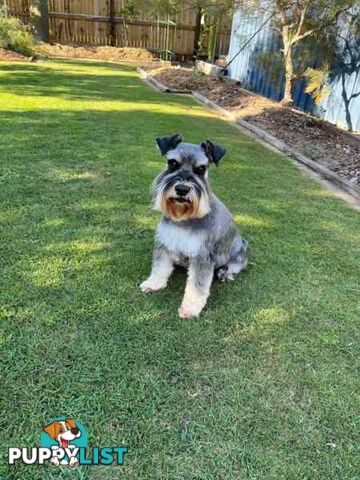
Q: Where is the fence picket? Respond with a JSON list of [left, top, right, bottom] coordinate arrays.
[[8, 0, 231, 58]]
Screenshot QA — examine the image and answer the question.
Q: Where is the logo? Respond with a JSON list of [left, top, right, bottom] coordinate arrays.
[[8, 417, 127, 467]]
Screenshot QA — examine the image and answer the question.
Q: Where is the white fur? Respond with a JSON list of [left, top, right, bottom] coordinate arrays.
[[156, 222, 206, 258], [179, 262, 214, 318], [140, 254, 174, 292], [152, 173, 210, 221], [179, 282, 207, 318]]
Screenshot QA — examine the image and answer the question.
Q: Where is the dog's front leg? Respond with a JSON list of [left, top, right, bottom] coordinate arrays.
[[140, 245, 174, 293], [179, 257, 214, 318]]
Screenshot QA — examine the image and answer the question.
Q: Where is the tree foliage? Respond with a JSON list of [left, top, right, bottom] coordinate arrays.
[[0, 7, 35, 56], [249, 0, 358, 103]]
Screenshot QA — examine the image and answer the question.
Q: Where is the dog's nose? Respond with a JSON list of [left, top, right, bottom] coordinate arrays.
[[175, 184, 190, 196], [71, 428, 80, 435]]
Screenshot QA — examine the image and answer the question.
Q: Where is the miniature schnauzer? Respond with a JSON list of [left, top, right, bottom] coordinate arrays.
[[140, 133, 248, 318]]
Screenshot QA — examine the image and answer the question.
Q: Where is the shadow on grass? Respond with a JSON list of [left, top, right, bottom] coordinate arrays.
[[2, 105, 359, 345], [1, 62, 360, 479], [0, 61, 190, 105], [1, 106, 359, 328]]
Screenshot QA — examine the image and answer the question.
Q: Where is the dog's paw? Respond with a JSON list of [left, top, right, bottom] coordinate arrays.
[[51, 458, 60, 467], [69, 457, 78, 467], [140, 279, 166, 293], [178, 304, 201, 318]]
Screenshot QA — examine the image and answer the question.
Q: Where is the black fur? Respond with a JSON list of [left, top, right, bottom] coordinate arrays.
[[201, 140, 226, 166], [156, 133, 183, 156]]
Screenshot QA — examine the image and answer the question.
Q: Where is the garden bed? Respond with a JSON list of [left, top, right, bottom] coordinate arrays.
[[37, 43, 156, 64], [0, 47, 31, 62], [147, 66, 360, 185], [0, 44, 158, 65]]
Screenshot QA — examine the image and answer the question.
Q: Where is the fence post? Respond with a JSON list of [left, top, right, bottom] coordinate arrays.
[[109, 0, 116, 46], [64, 0, 71, 42]]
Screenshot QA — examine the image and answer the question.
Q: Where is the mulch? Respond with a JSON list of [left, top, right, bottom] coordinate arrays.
[[2, 48, 359, 185], [0, 44, 157, 65], [37, 43, 156, 64], [0, 48, 31, 62], [148, 66, 360, 185]]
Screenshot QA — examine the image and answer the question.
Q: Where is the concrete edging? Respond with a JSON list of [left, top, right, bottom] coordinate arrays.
[[137, 67, 191, 94], [192, 92, 360, 201], [195, 60, 223, 76], [138, 69, 360, 201]]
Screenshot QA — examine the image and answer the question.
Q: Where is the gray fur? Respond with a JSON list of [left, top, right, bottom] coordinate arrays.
[[140, 136, 248, 317], [159, 194, 247, 277]]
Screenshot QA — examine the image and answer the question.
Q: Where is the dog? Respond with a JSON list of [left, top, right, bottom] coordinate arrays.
[[140, 133, 248, 318], [43, 418, 81, 466]]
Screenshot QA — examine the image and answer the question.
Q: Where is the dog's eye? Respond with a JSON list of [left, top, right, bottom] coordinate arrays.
[[59, 428, 64, 433], [66, 425, 70, 431], [167, 159, 179, 170], [194, 165, 206, 175]]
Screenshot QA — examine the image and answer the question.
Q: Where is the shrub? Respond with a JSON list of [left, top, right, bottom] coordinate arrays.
[[0, 11, 35, 57]]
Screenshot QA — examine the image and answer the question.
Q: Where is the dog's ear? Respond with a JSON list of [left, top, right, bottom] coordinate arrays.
[[155, 133, 183, 156], [43, 421, 57, 439], [65, 418, 77, 429], [201, 140, 226, 166]]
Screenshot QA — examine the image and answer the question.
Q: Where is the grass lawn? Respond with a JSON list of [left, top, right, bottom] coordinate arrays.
[[1, 59, 360, 480]]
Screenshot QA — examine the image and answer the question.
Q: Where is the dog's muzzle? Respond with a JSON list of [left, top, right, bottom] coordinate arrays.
[[153, 172, 210, 220], [174, 184, 190, 197]]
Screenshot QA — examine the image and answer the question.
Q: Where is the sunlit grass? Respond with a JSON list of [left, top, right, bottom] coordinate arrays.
[[1, 59, 360, 480], [233, 213, 276, 228]]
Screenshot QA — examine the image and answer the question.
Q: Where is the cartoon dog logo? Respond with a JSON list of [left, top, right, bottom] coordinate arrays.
[[43, 418, 81, 466]]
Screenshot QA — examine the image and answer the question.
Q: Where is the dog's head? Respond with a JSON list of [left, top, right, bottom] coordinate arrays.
[[152, 133, 226, 222], [43, 419, 81, 448]]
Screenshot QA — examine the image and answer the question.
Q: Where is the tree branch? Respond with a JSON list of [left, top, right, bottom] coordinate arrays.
[[294, 2, 308, 40], [350, 90, 360, 100], [293, 27, 314, 42], [292, 4, 353, 44]]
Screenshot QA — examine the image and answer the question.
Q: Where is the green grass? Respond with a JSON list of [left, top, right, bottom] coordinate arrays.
[[1, 59, 360, 480]]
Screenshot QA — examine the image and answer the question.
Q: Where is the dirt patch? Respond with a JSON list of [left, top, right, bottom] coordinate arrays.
[[0, 47, 31, 62], [37, 43, 156, 64], [1, 43, 157, 66], [248, 108, 360, 184], [148, 66, 360, 185]]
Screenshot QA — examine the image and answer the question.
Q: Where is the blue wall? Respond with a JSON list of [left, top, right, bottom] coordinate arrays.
[[227, 10, 360, 132]]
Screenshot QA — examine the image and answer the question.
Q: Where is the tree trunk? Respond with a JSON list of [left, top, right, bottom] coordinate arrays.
[[283, 48, 294, 105], [39, 0, 49, 43], [207, 19, 217, 62], [30, 0, 49, 42], [193, 8, 202, 58], [109, 0, 116, 47], [341, 71, 353, 131], [281, 26, 294, 105]]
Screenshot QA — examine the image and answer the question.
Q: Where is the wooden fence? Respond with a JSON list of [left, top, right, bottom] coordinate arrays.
[[6, 0, 231, 58]]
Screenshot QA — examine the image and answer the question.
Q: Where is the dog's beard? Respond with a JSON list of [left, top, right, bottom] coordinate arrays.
[[152, 175, 210, 222]]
